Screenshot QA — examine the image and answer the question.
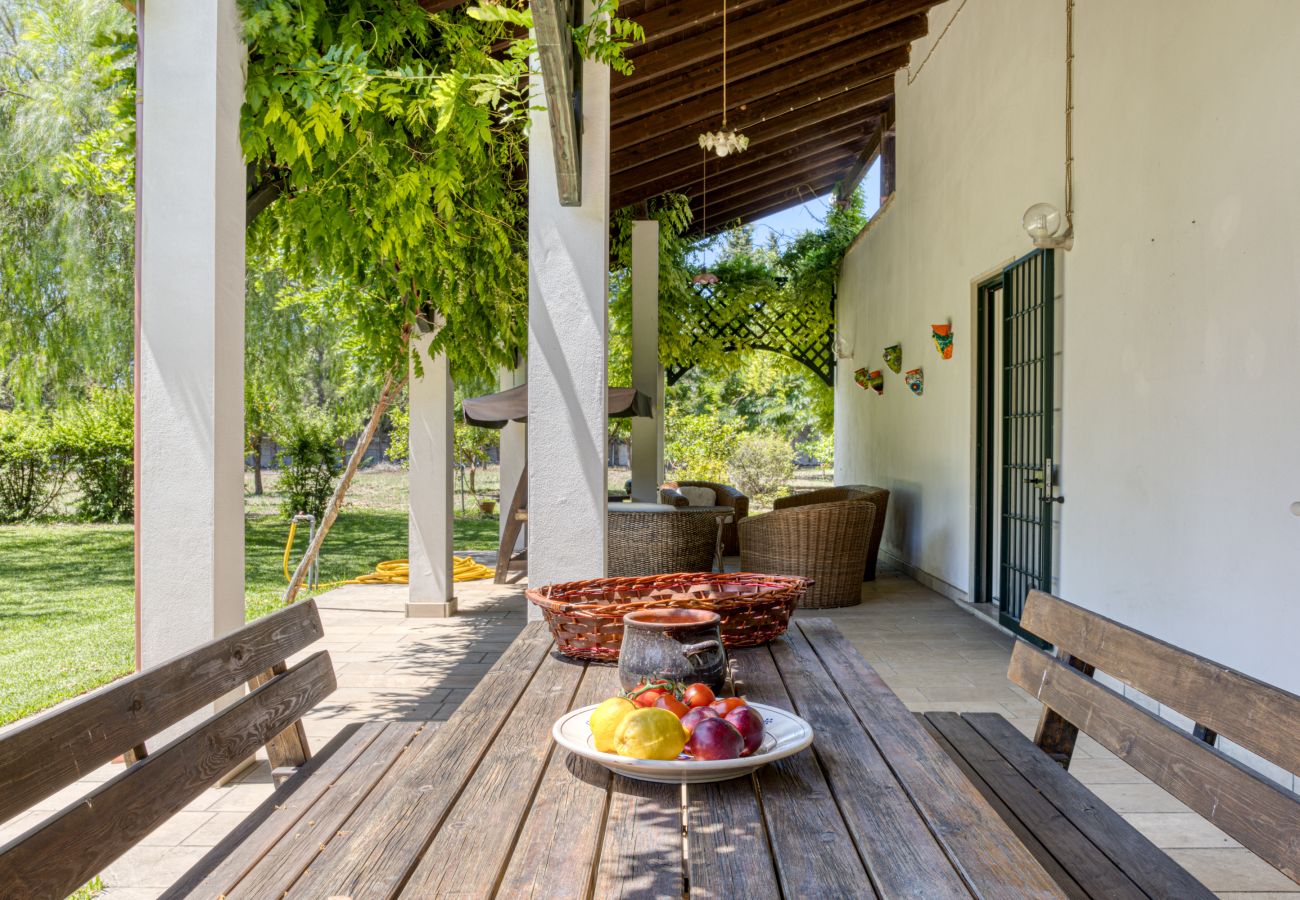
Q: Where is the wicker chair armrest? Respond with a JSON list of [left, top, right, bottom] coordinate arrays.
[[658, 487, 690, 508]]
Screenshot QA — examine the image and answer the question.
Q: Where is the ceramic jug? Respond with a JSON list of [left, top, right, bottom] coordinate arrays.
[[619, 609, 728, 693]]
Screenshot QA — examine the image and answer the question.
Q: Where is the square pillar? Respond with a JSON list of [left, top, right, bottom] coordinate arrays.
[[498, 361, 526, 554], [527, 10, 611, 604], [137, 0, 245, 668], [630, 220, 664, 501], [407, 330, 456, 618]]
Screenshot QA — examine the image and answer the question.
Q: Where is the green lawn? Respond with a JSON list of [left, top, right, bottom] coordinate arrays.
[[0, 469, 499, 727]]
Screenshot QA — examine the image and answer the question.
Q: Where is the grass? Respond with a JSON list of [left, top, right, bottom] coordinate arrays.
[[0, 467, 499, 727]]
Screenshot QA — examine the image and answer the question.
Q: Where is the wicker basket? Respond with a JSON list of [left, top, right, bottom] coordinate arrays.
[[526, 572, 810, 661]]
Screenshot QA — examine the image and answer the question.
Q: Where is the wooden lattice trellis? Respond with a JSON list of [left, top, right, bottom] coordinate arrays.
[[667, 282, 836, 387]]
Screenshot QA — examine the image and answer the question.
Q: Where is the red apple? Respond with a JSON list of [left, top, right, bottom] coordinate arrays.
[[724, 705, 765, 757], [687, 717, 744, 760]]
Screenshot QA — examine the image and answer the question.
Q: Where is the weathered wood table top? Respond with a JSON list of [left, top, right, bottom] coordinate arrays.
[[193, 618, 1065, 899]]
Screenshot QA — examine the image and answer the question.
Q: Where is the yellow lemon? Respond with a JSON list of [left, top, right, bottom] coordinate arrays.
[[613, 707, 687, 760], [590, 697, 637, 753]]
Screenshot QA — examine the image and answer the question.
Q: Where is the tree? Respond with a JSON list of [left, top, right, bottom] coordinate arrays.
[[0, 0, 134, 408]]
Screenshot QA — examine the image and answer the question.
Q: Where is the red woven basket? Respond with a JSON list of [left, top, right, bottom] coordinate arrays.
[[526, 572, 810, 661]]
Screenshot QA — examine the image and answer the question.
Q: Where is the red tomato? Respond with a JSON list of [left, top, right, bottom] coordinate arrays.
[[655, 695, 691, 718], [709, 696, 748, 715], [634, 688, 666, 708], [682, 683, 715, 709]]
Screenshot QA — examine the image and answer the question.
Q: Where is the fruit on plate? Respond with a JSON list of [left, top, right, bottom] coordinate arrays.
[[613, 708, 688, 760], [682, 683, 715, 708], [655, 695, 691, 718], [709, 696, 748, 716], [724, 705, 765, 757], [590, 697, 637, 753], [679, 705, 720, 737], [633, 687, 667, 708], [687, 717, 745, 760]]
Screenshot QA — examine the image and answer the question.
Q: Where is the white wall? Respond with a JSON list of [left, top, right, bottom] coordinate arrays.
[[836, 0, 1300, 695]]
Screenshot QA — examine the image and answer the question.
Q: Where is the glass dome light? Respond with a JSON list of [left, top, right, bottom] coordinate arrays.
[[1023, 203, 1063, 242]]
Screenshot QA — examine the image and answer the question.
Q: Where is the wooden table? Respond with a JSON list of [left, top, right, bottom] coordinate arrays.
[[184, 619, 1065, 899]]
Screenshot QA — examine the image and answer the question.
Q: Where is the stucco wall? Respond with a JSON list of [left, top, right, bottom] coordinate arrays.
[[836, 0, 1300, 694]]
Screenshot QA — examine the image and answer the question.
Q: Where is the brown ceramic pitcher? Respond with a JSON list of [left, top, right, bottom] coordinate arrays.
[[618, 609, 728, 693]]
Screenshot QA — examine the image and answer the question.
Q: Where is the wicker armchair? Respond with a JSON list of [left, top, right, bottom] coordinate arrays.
[[660, 480, 749, 556], [607, 508, 725, 577], [738, 500, 876, 608], [774, 484, 890, 581]]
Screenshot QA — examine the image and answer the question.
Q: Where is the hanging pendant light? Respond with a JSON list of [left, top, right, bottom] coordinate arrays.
[[697, 0, 749, 158]]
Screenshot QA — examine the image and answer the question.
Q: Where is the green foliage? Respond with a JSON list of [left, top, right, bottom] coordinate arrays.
[[727, 434, 793, 505], [663, 410, 741, 484], [0, 0, 134, 407], [58, 387, 133, 522], [275, 408, 343, 519], [386, 402, 410, 462], [801, 432, 834, 472], [0, 409, 68, 522]]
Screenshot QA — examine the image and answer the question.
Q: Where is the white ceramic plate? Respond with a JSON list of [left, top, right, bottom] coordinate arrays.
[[552, 702, 814, 784]]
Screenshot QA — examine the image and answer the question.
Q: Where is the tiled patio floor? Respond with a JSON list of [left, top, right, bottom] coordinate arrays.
[[8, 565, 1295, 897]]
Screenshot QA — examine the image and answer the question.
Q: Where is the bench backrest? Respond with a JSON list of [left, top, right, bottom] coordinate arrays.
[[0, 600, 334, 898], [1009, 590, 1300, 885]]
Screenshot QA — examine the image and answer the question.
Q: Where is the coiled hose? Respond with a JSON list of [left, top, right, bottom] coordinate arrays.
[[282, 519, 493, 589]]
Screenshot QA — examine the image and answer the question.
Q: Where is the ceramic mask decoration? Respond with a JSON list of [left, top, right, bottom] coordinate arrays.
[[905, 368, 924, 396], [867, 370, 884, 395], [854, 367, 871, 389], [931, 323, 954, 359], [883, 344, 903, 374]]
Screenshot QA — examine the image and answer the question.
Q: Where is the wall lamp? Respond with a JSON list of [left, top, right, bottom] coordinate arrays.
[[1023, 202, 1074, 250]]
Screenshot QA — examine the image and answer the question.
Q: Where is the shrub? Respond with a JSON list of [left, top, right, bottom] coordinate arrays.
[[275, 409, 342, 520], [59, 389, 134, 522], [728, 435, 794, 504], [385, 403, 409, 462], [664, 411, 741, 483], [800, 433, 834, 472], [0, 410, 68, 522]]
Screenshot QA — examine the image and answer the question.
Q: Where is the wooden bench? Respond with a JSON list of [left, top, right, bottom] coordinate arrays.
[[923, 589, 1300, 899], [0, 600, 431, 899]]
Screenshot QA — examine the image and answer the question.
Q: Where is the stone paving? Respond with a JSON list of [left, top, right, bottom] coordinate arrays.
[[6, 564, 1295, 897]]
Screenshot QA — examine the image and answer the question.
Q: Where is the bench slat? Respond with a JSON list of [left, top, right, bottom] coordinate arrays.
[[0, 600, 324, 826], [1021, 590, 1300, 775], [0, 650, 335, 900], [1009, 641, 1300, 884], [955, 712, 1212, 899]]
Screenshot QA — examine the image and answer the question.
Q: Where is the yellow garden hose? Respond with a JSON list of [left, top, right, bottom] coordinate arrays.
[[282, 520, 493, 589]]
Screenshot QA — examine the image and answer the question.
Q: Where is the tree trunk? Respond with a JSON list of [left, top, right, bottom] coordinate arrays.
[[282, 364, 408, 606], [252, 435, 264, 496]]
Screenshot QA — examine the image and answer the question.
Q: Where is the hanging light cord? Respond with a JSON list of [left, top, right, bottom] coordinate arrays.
[[1064, 0, 1074, 230], [721, 0, 728, 128]]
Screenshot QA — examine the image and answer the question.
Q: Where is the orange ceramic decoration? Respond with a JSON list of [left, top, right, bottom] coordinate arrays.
[[931, 323, 953, 359]]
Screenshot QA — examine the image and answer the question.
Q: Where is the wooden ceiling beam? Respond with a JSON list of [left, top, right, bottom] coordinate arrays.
[[611, 65, 899, 173], [534, 0, 581, 205], [612, 42, 909, 154], [834, 105, 894, 206], [613, 12, 924, 128], [616, 0, 872, 93], [690, 155, 853, 219], [611, 105, 881, 193], [690, 174, 845, 233], [625, 0, 782, 55], [613, 129, 871, 209]]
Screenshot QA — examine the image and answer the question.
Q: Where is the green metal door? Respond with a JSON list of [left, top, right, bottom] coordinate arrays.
[[997, 249, 1058, 634]]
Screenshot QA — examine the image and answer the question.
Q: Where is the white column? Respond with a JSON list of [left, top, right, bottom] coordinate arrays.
[[527, 14, 611, 604], [407, 330, 456, 618], [630, 220, 663, 501], [498, 360, 526, 553], [137, 0, 245, 667]]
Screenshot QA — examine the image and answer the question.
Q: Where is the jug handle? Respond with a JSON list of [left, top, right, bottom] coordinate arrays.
[[682, 639, 721, 663]]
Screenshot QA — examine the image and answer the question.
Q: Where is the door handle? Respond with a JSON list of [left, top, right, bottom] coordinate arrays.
[[1041, 457, 1064, 504]]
